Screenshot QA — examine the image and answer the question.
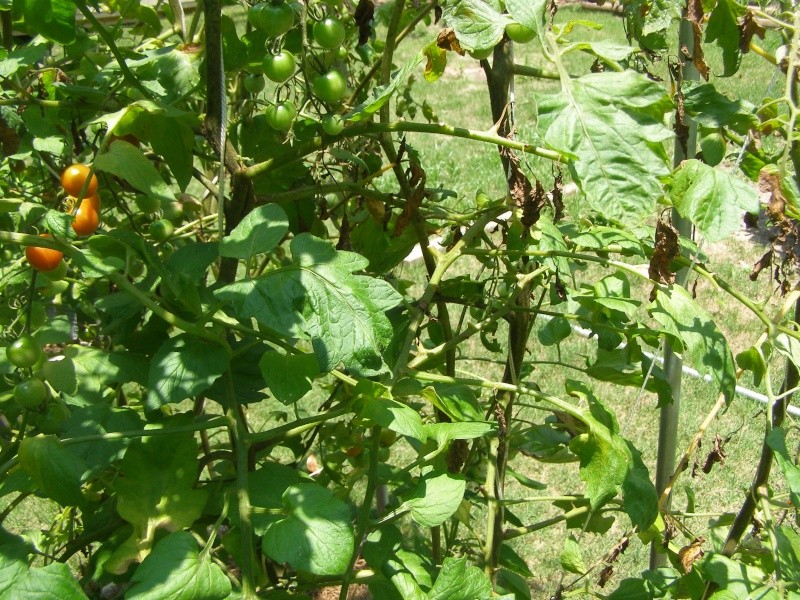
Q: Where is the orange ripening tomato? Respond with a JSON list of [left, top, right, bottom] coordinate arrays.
[[84, 193, 101, 211], [25, 234, 64, 272], [72, 199, 100, 236], [61, 164, 98, 198]]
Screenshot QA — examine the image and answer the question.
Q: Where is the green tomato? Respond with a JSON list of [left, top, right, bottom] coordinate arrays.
[[312, 70, 347, 104], [14, 378, 47, 409], [252, 2, 295, 37], [7, 335, 42, 368], [313, 17, 346, 49], [505, 22, 536, 44], [36, 401, 70, 435], [161, 201, 184, 222], [135, 194, 161, 214], [265, 101, 297, 131], [263, 50, 296, 83], [321, 113, 345, 135], [150, 219, 175, 242], [243, 73, 266, 93], [468, 46, 494, 60]]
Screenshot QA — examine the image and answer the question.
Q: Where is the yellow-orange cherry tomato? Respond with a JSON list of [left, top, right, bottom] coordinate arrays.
[[61, 164, 98, 198], [25, 234, 64, 272], [72, 199, 100, 236]]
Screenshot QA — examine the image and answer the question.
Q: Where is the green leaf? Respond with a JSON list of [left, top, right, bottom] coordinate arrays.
[[695, 553, 767, 598], [95, 140, 176, 202], [12, 562, 88, 599], [358, 380, 427, 441], [18, 435, 88, 507], [0, 43, 48, 78], [347, 52, 425, 122], [215, 234, 402, 375], [560, 535, 586, 574], [505, 0, 546, 42], [61, 406, 143, 476], [43, 345, 148, 401], [422, 40, 448, 82], [262, 483, 355, 576], [23, 0, 75, 44], [668, 159, 759, 243], [766, 428, 800, 510], [259, 351, 319, 404], [111, 429, 208, 572], [538, 316, 572, 346], [683, 83, 758, 131], [420, 383, 484, 422], [219, 204, 289, 260], [424, 422, 496, 447], [735, 346, 767, 387], [428, 556, 493, 600], [363, 526, 431, 600], [773, 526, 800, 584], [649, 286, 736, 402], [146, 335, 229, 410], [541, 71, 672, 221], [126, 531, 231, 600], [403, 471, 466, 527], [705, 0, 746, 77], [441, 0, 509, 52]]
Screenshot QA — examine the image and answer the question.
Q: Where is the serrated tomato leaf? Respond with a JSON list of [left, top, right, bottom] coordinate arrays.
[[126, 531, 231, 600], [215, 234, 402, 375], [219, 204, 289, 260], [262, 483, 355, 576], [649, 286, 736, 403], [146, 334, 229, 410], [668, 159, 759, 243], [95, 140, 176, 202]]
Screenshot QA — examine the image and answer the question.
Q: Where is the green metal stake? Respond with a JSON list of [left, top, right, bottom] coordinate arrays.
[[650, 15, 699, 569]]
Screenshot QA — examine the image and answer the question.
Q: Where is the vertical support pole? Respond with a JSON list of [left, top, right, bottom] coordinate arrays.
[[650, 14, 699, 569]]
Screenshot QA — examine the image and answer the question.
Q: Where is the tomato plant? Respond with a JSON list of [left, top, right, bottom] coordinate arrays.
[[6, 335, 42, 368], [25, 235, 64, 272], [312, 70, 347, 104], [313, 16, 346, 49], [262, 50, 296, 83], [60, 164, 98, 198], [1, 1, 799, 599]]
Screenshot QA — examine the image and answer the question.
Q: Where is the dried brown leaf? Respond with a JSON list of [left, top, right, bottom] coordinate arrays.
[[740, 12, 766, 54], [437, 28, 465, 55], [678, 537, 705, 573], [648, 218, 680, 297], [354, 0, 375, 46]]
